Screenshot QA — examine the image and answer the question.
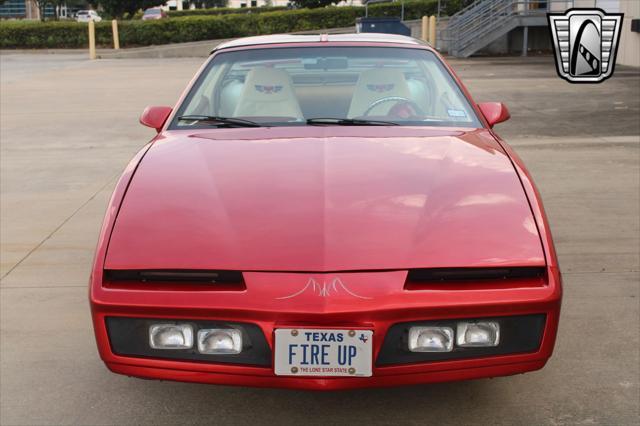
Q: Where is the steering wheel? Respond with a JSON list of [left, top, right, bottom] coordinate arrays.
[[363, 96, 425, 118]]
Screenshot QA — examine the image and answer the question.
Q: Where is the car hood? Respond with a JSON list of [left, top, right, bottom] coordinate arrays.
[[105, 126, 544, 271]]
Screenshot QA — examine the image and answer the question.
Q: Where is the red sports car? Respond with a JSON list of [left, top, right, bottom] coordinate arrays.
[[90, 34, 561, 390]]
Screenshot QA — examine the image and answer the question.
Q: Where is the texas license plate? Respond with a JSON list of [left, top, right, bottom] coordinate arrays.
[[274, 328, 373, 377]]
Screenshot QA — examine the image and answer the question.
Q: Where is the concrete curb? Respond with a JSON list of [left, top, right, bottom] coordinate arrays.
[[99, 39, 232, 59]]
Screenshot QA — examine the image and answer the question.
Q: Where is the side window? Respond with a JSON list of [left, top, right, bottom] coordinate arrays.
[[181, 61, 226, 117], [406, 76, 432, 115], [218, 77, 245, 117], [421, 60, 474, 123]]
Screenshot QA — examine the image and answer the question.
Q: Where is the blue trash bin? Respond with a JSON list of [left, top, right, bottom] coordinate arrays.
[[356, 17, 411, 36]]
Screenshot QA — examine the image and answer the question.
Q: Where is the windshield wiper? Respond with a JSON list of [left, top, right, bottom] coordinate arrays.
[[177, 115, 261, 127], [306, 117, 398, 126]]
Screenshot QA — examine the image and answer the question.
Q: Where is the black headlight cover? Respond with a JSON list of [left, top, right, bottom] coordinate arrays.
[[376, 314, 546, 366], [106, 317, 271, 366]]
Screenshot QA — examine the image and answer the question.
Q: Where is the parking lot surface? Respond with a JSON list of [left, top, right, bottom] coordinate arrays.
[[1, 53, 638, 425]]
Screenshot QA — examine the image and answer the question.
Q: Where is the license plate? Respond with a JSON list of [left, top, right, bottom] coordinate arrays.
[[274, 328, 373, 377]]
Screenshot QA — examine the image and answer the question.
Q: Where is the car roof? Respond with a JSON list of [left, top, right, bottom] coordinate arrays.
[[214, 33, 429, 53]]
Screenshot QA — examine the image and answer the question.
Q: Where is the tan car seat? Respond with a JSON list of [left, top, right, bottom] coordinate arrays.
[[347, 68, 412, 118], [234, 67, 303, 120]]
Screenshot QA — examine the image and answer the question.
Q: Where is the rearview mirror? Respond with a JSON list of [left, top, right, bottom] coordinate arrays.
[[140, 106, 172, 132], [478, 102, 510, 128]]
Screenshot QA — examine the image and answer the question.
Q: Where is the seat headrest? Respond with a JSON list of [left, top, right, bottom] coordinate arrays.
[[234, 67, 303, 120], [347, 68, 411, 118]]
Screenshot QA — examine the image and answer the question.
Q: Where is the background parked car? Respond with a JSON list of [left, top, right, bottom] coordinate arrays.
[[76, 10, 102, 22], [142, 8, 168, 20]]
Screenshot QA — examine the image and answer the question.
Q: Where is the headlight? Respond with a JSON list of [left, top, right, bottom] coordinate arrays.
[[149, 324, 193, 349], [197, 328, 242, 354], [456, 321, 500, 347], [408, 326, 454, 352]]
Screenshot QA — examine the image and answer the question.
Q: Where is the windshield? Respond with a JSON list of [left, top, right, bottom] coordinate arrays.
[[144, 9, 161, 15], [171, 46, 481, 128]]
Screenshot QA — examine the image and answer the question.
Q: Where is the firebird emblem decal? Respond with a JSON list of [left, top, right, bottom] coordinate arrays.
[[366, 83, 394, 93], [255, 84, 283, 94], [276, 277, 371, 300]]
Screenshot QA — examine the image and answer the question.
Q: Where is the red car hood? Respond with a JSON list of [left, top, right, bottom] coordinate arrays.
[[105, 126, 544, 271]]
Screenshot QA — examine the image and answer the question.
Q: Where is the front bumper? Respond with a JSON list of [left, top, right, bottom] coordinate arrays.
[[90, 268, 561, 390]]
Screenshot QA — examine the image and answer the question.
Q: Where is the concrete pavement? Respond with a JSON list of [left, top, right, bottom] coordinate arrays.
[[0, 52, 638, 425]]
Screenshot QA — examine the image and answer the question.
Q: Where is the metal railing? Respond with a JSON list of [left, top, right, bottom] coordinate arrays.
[[446, 0, 574, 56]]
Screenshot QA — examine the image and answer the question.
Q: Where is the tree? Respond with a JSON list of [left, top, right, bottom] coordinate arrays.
[[32, 0, 85, 20], [290, 0, 339, 9], [97, 0, 164, 18], [199, 0, 227, 7], [32, 0, 52, 21], [65, 0, 89, 7]]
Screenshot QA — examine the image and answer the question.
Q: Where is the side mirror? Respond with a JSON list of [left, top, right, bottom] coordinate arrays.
[[140, 106, 172, 132], [478, 102, 510, 128]]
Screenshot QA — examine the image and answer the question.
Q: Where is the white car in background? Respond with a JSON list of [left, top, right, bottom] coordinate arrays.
[[76, 10, 102, 22]]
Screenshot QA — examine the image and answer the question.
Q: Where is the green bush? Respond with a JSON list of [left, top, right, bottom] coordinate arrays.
[[0, 0, 440, 49], [167, 6, 288, 18], [132, 6, 287, 19]]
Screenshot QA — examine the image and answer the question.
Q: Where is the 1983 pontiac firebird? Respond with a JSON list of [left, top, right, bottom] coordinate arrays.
[[90, 34, 561, 390]]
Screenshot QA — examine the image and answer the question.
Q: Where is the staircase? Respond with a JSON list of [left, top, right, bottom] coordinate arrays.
[[446, 0, 571, 58]]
